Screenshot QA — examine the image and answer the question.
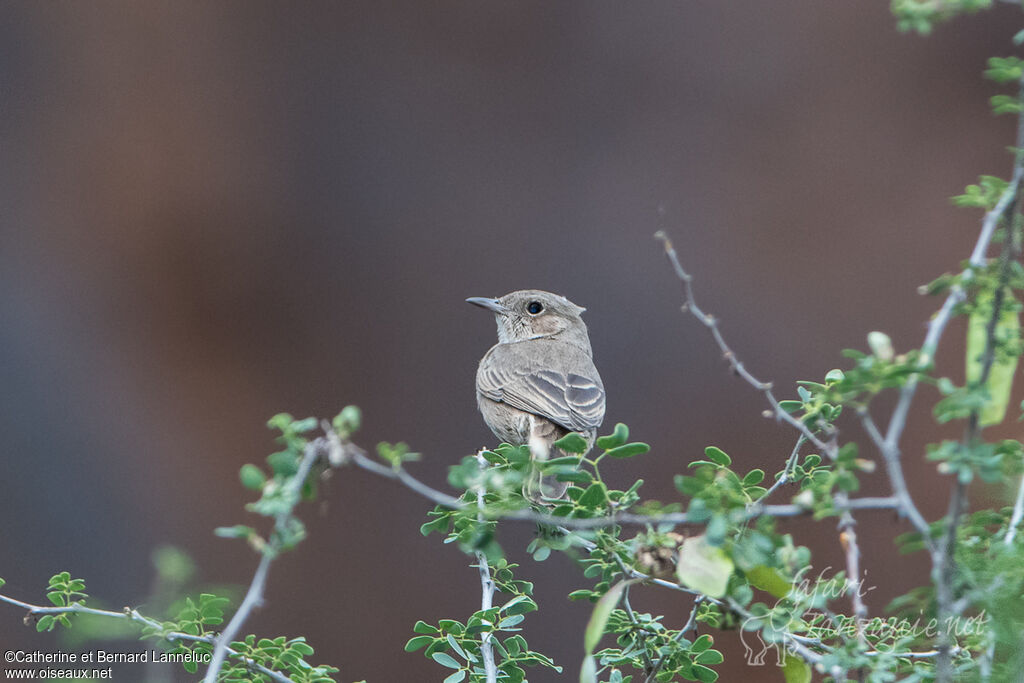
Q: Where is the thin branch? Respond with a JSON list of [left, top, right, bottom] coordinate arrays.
[[752, 436, 806, 508], [346, 439, 899, 528], [1005, 475, 1024, 545], [654, 231, 836, 459], [609, 552, 657, 674], [643, 597, 704, 683], [858, 409, 933, 540], [203, 438, 324, 683], [0, 595, 293, 683], [475, 450, 498, 683]]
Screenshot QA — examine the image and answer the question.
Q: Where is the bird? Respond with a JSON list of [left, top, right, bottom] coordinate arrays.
[[467, 290, 606, 501]]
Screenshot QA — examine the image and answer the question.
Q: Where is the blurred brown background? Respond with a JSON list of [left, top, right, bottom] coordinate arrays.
[[1, 2, 1019, 681]]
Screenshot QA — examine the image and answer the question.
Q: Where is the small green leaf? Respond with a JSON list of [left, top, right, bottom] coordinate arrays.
[[596, 423, 629, 450], [703, 446, 731, 467], [405, 634, 434, 651], [431, 652, 462, 669], [676, 535, 734, 598], [239, 464, 267, 491], [413, 620, 439, 635], [214, 525, 256, 540], [781, 652, 812, 683], [604, 443, 650, 459], [444, 672, 467, 683], [746, 566, 792, 599], [577, 483, 607, 508], [692, 664, 719, 682], [742, 469, 765, 486], [333, 405, 362, 435], [691, 634, 713, 652], [695, 649, 724, 665], [446, 634, 466, 659], [553, 433, 589, 454]]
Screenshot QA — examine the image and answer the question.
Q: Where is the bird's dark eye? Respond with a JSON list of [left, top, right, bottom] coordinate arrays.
[[526, 301, 543, 315]]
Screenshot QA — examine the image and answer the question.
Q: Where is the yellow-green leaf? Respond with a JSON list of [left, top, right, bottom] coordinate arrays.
[[746, 565, 791, 599], [780, 652, 812, 683], [967, 289, 1020, 426], [676, 535, 734, 598], [584, 579, 635, 654]]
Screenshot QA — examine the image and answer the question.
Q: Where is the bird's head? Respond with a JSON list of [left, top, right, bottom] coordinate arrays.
[[467, 289, 590, 347]]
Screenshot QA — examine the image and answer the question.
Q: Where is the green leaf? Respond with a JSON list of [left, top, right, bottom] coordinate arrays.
[[676, 535, 734, 598], [404, 635, 434, 652], [742, 469, 765, 486], [596, 423, 629, 450], [604, 443, 650, 459], [703, 446, 731, 467], [692, 664, 719, 682], [746, 566, 791, 599], [414, 620, 440, 635], [431, 652, 462, 669], [577, 483, 607, 508], [967, 289, 1019, 426], [691, 634, 713, 652], [584, 580, 634, 654], [239, 464, 267, 491], [214, 525, 256, 540], [780, 652, 812, 683], [444, 672, 467, 683], [695, 649, 724, 665], [553, 433, 589, 454], [333, 405, 362, 435], [446, 634, 467, 659]]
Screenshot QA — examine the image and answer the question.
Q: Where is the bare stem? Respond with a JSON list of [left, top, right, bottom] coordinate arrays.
[[203, 438, 324, 683], [475, 450, 498, 683]]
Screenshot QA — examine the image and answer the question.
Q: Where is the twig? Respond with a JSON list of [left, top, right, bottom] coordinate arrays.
[[1005, 475, 1024, 545], [0, 595, 294, 683], [654, 231, 836, 460], [858, 409, 933, 540], [752, 435, 806, 508], [609, 552, 656, 674], [643, 597, 703, 683], [203, 438, 324, 683], [346, 442, 899, 528], [475, 450, 498, 683]]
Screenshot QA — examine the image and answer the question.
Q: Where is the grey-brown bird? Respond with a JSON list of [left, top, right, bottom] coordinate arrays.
[[467, 290, 606, 501]]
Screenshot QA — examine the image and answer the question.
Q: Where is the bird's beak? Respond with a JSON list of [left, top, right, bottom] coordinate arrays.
[[466, 297, 508, 314]]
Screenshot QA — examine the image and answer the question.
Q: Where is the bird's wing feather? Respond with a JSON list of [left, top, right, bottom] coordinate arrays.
[[477, 341, 605, 432]]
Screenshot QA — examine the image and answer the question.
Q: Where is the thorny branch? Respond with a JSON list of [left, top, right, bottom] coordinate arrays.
[[654, 231, 837, 461]]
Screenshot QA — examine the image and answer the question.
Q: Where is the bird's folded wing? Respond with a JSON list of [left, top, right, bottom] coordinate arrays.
[[478, 343, 605, 432]]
